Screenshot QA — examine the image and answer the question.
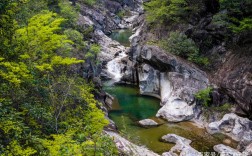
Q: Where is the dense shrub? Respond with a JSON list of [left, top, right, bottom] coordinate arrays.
[[213, 0, 252, 33], [0, 0, 117, 155], [195, 87, 213, 107], [161, 31, 209, 65], [144, 0, 187, 24]]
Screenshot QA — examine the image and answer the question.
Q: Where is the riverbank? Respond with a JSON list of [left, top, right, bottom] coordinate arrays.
[[78, 0, 252, 155]]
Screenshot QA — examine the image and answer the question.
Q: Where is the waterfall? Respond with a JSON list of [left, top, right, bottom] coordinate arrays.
[[106, 51, 127, 81]]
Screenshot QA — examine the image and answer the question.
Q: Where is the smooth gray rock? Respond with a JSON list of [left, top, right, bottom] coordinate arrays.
[[213, 144, 242, 156], [161, 134, 192, 145], [207, 113, 252, 142], [161, 134, 201, 156], [139, 119, 158, 127], [156, 98, 195, 122]]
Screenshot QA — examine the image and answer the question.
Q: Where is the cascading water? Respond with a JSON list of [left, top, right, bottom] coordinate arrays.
[[106, 51, 127, 81], [106, 29, 132, 82]]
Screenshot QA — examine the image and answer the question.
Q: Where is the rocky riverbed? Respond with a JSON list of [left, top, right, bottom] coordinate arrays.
[[77, 0, 252, 155]]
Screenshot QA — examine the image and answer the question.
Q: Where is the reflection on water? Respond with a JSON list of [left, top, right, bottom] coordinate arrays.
[[109, 29, 132, 47], [104, 84, 237, 154]]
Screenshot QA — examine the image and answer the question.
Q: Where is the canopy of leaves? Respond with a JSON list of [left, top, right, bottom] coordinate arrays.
[[0, 0, 117, 155], [144, 0, 188, 24]]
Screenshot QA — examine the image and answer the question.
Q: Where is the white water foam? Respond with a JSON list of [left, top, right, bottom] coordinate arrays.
[[106, 51, 127, 82]]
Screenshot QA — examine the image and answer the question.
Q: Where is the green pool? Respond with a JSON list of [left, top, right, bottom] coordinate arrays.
[[104, 84, 237, 154], [109, 29, 132, 47]]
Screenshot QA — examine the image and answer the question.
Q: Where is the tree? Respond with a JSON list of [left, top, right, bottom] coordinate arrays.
[[144, 0, 188, 24]]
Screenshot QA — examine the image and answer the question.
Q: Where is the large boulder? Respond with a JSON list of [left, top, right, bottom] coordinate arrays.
[[138, 119, 158, 127], [156, 98, 195, 122], [135, 45, 209, 122], [207, 113, 252, 143], [161, 134, 201, 156]]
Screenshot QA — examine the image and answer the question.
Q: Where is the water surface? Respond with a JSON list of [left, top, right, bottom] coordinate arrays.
[[109, 29, 132, 47], [104, 84, 237, 154]]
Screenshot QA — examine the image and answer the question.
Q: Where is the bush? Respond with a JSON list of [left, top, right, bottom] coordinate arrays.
[[214, 0, 252, 33], [80, 0, 97, 6], [161, 31, 209, 65], [144, 0, 187, 24], [195, 87, 213, 107]]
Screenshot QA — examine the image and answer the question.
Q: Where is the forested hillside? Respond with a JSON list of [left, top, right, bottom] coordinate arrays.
[[0, 0, 251, 155], [0, 0, 117, 155]]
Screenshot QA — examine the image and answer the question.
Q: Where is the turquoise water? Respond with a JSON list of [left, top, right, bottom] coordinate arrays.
[[109, 29, 132, 47], [104, 84, 237, 154]]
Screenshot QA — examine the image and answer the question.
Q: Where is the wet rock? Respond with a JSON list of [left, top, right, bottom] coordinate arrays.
[[94, 30, 126, 63], [207, 113, 252, 142], [138, 119, 158, 127], [161, 134, 201, 156], [104, 93, 114, 108], [213, 144, 242, 156], [161, 134, 192, 145]]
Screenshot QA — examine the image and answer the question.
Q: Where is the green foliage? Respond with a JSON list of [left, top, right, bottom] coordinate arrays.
[[59, 0, 78, 27], [81, 0, 97, 6], [0, 1, 117, 155], [117, 10, 126, 19], [85, 44, 101, 60], [161, 31, 209, 65], [195, 87, 213, 107], [214, 0, 252, 33], [230, 18, 252, 33], [144, 0, 205, 25], [0, 58, 32, 85], [5, 140, 37, 156], [144, 0, 187, 24]]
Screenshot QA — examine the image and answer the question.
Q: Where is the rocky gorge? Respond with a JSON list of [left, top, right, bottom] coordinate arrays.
[[77, 0, 252, 155]]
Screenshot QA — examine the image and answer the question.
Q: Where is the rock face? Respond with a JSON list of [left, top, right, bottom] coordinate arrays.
[[79, 0, 142, 34], [138, 119, 158, 127], [106, 131, 160, 156], [161, 134, 201, 156], [213, 51, 252, 119], [132, 45, 209, 122], [207, 113, 252, 146]]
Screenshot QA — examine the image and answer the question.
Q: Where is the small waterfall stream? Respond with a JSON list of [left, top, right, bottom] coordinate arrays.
[[106, 51, 127, 81], [106, 29, 132, 82]]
